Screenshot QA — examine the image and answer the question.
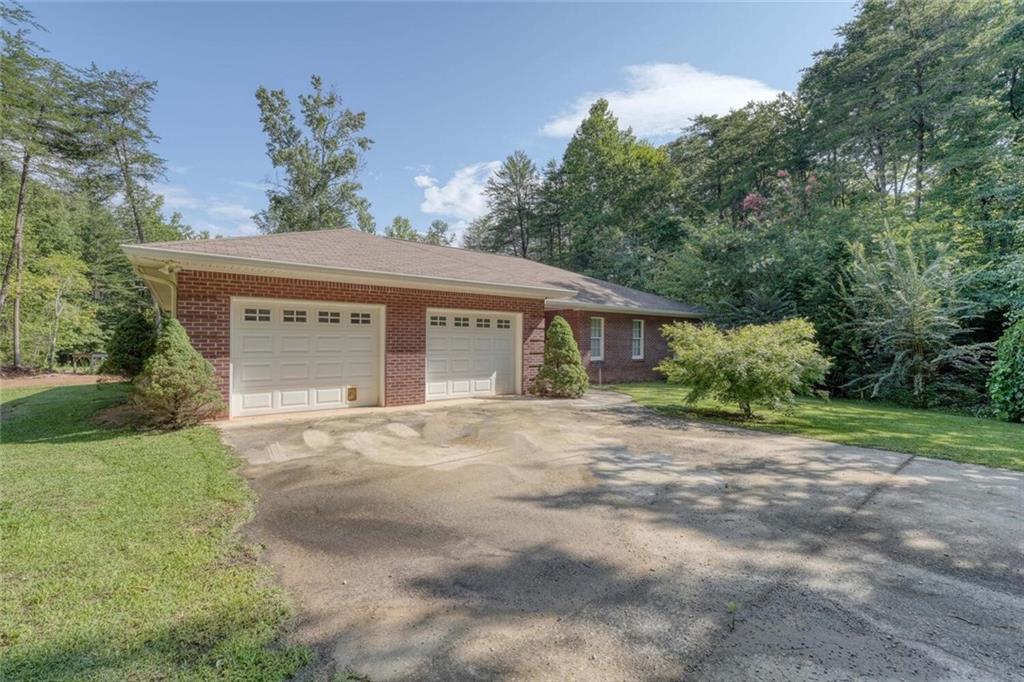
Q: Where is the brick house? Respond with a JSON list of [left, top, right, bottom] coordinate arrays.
[[123, 229, 700, 418]]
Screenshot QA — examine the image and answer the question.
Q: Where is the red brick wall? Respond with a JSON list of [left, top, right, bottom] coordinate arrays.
[[175, 269, 546, 412], [545, 309, 690, 384]]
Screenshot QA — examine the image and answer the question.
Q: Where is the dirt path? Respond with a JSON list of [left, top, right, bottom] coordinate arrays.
[[1, 373, 119, 389]]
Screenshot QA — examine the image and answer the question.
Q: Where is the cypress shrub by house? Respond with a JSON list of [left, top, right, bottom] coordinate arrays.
[[988, 319, 1024, 422], [102, 310, 157, 378], [132, 318, 225, 428], [532, 315, 589, 398]]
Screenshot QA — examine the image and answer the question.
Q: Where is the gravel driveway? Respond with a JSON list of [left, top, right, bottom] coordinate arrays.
[[220, 392, 1024, 681]]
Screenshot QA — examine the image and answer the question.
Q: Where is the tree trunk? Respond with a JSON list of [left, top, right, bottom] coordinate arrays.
[[0, 149, 31, 315], [116, 141, 163, 321], [13, 234, 23, 368], [914, 63, 926, 218]]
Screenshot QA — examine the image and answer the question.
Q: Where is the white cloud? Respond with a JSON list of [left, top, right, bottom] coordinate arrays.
[[229, 179, 271, 192], [208, 201, 256, 222], [541, 63, 781, 138], [168, 164, 191, 175], [152, 183, 200, 210], [415, 161, 500, 223]]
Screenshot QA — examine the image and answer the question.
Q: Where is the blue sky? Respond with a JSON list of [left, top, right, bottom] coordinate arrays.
[[33, 2, 854, 239]]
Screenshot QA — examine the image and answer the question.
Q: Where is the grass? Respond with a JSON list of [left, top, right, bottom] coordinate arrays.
[[0, 383, 309, 681], [606, 382, 1024, 472]]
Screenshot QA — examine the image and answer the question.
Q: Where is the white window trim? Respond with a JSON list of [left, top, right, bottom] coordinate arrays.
[[590, 317, 605, 361], [632, 319, 645, 360]]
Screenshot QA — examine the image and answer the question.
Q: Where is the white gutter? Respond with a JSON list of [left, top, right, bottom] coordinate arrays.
[[121, 244, 577, 300], [545, 299, 703, 319]]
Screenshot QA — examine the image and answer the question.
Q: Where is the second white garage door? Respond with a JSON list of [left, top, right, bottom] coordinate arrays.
[[426, 309, 518, 400]]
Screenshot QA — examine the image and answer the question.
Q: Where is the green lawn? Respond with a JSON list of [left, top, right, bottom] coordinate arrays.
[[606, 382, 1024, 471], [0, 383, 309, 681]]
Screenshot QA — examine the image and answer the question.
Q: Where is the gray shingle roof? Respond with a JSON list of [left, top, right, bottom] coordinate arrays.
[[133, 228, 700, 317]]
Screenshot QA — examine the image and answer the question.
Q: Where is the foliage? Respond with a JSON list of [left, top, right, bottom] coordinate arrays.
[[531, 315, 589, 398], [13, 253, 101, 368], [841, 236, 993, 406], [988, 320, 1024, 423], [658, 318, 831, 418], [132, 319, 225, 428], [611, 382, 1024, 471], [385, 215, 417, 240], [103, 309, 156, 378], [423, 219, 454, 246], [254, 74, 373, 233], [1, 383, 309, 680], [476, 150, 540, 257]]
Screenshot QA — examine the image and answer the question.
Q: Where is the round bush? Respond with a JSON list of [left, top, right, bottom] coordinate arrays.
[[531, 315, 589, 398], [132, 318, 225, 428], [103, 310, 157, 378], [988, 319, 1024, 422]]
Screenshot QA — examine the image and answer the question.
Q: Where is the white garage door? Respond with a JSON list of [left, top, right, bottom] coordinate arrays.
[[230, 300, 381, 417], [426, 309, 518, 400]]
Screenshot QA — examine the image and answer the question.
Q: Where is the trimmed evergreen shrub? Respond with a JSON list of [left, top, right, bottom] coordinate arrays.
[[532, 315, 589, 398], [102, 310, 157, 378], [132, 318, 225, 428], [988, 319, 1024, 423]]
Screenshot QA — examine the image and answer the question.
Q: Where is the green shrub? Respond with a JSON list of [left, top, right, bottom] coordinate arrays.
[[658, 318, 831, 418], [988, 319, 1024, 422], [132, 318, 225, 428], [102, 310, 157, 378], [532, 315, 589, 398]]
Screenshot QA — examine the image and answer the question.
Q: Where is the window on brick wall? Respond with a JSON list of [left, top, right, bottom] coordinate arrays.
[[632, 319, 644, 360], [590, 317, 604, 361]]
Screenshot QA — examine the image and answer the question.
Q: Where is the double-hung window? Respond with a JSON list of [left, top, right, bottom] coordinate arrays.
[[631, 319, 645, 360], [590, 317, 605, 361]]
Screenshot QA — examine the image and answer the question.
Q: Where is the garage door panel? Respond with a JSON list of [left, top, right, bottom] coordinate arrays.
[[240, 392, 273, 411], [473, 337, 493, 352], [315, 336, 344, 353], [427, 381, 449, 397], [451, 337, 472, 352], [345, 361, 373, 380], [241, 334, 274, 353], [279, 335, 310, 353], [315, 361, 344, 380], [279, 362, 311, 381], [427, 336, 450, 352], [313, 388, 344, 407], [231, 301, 381, 417], [239, 362, 273, 383], [451, 357, 471, 372], [279, 389, 310, 408]]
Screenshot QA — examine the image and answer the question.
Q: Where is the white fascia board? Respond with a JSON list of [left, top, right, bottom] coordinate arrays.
[[545, 299, 703, 319], [120, 244, 577, 301]]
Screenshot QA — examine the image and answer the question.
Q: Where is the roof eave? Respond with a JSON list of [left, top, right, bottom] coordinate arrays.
[[121, 244, 577, 300], [544, 299, 703, 319]]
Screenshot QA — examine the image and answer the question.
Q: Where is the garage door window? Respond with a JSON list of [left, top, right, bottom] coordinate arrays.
[[350, 312, 371, 325], [318, 311, 341, 324], [243, 307, 271, 322], [283, 309, 307, 323], [590, 317, 605, 361], [497, 318, 511, 329], [476, 318, 491, 328], [454, 316, 470, 328], [429, 315, 447, 327]]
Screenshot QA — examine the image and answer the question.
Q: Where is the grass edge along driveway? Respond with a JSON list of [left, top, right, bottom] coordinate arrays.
[[0, 383, 309, 681], [606, 382, 1023, 472]]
